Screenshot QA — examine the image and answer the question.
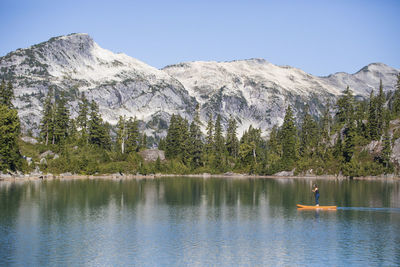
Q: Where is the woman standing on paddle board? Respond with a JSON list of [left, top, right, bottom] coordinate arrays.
[[312, 184, 319, 206]]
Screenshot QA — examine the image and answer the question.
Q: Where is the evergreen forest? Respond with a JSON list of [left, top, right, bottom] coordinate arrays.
[[1, 73, 400, 177]]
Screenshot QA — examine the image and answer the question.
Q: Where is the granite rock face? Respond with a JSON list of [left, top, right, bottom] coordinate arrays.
[[1, 33, 398, 141], [139, 149, 165, 162]]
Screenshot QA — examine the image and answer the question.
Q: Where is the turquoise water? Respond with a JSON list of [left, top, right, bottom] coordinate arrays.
[[0, 178, 399, 266]]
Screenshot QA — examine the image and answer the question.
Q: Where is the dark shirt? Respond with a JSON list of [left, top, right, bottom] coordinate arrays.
[[314, 188, 319, 196]]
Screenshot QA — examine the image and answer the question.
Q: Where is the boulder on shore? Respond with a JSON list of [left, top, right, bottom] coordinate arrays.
[[139, 149, 165, 162], [40, 150, 55, 159], [274, 170, 294, 176], [21, 136, 38, 145]]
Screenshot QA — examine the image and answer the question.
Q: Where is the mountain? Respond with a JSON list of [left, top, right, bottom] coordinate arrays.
[[0, 33, 196, 139], [0, 33, 398, 141], [163, 60, 398, 134]]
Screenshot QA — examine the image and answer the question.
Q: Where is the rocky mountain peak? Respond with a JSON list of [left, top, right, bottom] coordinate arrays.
[[0, 34, 398, 142]]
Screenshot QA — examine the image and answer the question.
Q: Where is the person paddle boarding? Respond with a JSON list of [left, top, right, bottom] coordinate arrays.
[[312, 184, 319, 206]]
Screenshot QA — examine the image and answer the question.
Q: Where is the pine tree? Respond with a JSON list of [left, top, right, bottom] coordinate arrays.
[[155, 156, 161, 172], [343, 121, 356, 163], [179, 118, 190, 164], [116, 116, 127, 153], [376, 80, 385, 135], [225, 115, 239, 159], [188, 104, 204, 168], [165, 114, 179, 159], [299, 105, 317, 156], [158, 138, 166, 151], [354, 100, 368, 138], [368, 90, 379, 140], [126, 117, 140, 153], [0, 80, 21, 171], [267, 125, 281, 158], [213, 114, 225, 169], [68, 118, 78, 143], [0, 80, 14, 108], [381, 130, 392, 172], [280, 105, 297, 169], [77, 92, 89, 144], [336, 86, 354, 125], [205, 113, 214, 154], [189, 120, 203, 168], [333, 134, 343, 160], [239, 125, 263, 167], [88, 100, 110, 149], [0, 80, 5, 105], [393, 73, 400, 116], [0, 105, 22, 171], [53, 92, 69, 145], [321, 100, 332, 142], [40, 88, 55, 146], [141, 133, 147, 150]]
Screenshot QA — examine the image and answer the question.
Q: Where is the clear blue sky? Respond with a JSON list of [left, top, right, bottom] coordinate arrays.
[[0, 0, 399, 76]]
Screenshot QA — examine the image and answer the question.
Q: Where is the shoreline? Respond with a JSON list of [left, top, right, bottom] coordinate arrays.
[[1, 173, 400, 182]]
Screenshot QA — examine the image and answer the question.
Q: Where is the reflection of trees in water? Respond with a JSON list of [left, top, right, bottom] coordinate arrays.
[[1, 178, 398, 266], [1, 178, 399, 214], [0, 182, 25, 264], [0, 182, 25, 221]]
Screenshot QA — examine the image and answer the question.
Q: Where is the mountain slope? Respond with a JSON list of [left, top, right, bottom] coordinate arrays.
[[163, 59, 399, 134], [0, 34, 398, 140], [0, 33, 196, 137]]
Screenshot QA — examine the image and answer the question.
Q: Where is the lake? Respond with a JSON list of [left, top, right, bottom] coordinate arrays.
[[0, 177, 399, 266]]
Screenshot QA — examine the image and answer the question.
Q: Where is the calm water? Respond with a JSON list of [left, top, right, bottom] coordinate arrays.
[[0, 177, 399, 266]]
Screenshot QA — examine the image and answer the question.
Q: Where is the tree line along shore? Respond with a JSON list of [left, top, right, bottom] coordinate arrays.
[[1, 73, 400, 178]]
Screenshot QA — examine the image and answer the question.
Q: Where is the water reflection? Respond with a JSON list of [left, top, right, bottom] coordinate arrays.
[[0, 178, 399, 266]]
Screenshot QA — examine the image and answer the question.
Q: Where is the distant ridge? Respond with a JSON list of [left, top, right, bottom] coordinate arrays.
[[0, 33, 398, 140]]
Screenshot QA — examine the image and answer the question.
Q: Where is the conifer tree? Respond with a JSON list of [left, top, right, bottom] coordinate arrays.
[[165, 115, 177, 158], [381, 130, 392, 172], [213, 114, 225, 169], [225, 115, 239, 159], [368, 90, 379, 140], [239, 125, 263, 167], [0, 80, 14, 108], [354, 100, 368, 138], [189, 120, 203, 168], [336, 86, 354, 125], [126, 117, 140, 153], [0, 80, 5, 105], [205, 113, 214, 154], [267, 125, 281, 159], [68, 119, 78, 143], [280, 105, 297, 169], [321, 100, 332, 142], [77, 92, 89, 144], [88, 100, 110, 149], [393, 73, 400, 116], [179, 118, 191, 164], [376, 80, 385, 135], [40, 88, 55, 146], [343, 121, 356, 163], [141, 133, 147, 150], [158, 138, 166, 151], [53, 92, 69, 145], [0, 80, 21, 171], [188, 105, 203, 168], [333, 134, 343, 160], [116, 116, 127, 153], [0, 105, 22, 171], [299, 105, 317, 156]]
